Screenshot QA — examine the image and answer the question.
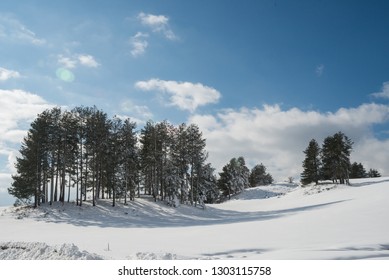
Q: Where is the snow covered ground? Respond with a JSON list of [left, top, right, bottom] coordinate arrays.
[[1, 178, 389, 260]]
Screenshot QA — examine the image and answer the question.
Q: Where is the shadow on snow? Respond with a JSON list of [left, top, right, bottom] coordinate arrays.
[[29, 197, 347, 229]]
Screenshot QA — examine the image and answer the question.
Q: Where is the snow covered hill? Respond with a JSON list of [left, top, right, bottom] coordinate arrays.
[[1, 178, 389, 260]]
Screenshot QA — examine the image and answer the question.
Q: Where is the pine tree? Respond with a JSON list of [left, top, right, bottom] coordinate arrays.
[[120, 118, 139, 203], [301, 139, 321, 185], [171, 123, 190, 204], [321, 131, 353, 184], [367, 168, 381, 178], [249, 163, 274, 187], [196, 163, 219, 204], [217, 161, 234, 200], [350, 162, 367, 179], [140, 121, 157, 198], [9, 135, 39, 206], [186, 124, 207, 206], [8, 108, 56, 207], [218, 156, 250, 199]]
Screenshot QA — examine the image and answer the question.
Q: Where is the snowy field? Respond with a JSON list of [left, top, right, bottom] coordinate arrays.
[[1, 177, 389, 260]]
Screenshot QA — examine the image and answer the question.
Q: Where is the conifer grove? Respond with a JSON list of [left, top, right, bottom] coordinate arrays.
[[8, 106, 273, 207]]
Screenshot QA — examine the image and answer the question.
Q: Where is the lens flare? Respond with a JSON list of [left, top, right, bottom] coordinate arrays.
[[56, 68, 75, 82]]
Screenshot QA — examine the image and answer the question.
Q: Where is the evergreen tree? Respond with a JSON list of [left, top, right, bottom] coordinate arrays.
[[8, 108, 57, 207], [301, 139, 321, 185], [350, 162, 367, 179], [171, 123, 190, 204], [218, 156, 250, 199], [217, 161, 234, 199], [321, 131, 353, 184], [139, 121, 157, 199], [9, 134, 40, 206], [120, 118, 139, 202], [197, 163, 219, 204], [367, 168, 381, 178], [249, 163, 274, 187], [186, 124, 208, 206]]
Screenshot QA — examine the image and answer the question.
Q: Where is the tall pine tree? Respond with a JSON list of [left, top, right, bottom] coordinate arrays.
[[321, 131, 353, 184], [301, 139, 321, 185]]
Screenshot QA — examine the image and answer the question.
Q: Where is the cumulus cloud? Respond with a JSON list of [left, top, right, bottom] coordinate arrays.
[[0, 67, 20, 81], [78, 54, 100, 68], [371, 81, 389, 99], [0, 89, 53, 143], [58, 53, 100, 69], [135, 79, 221, 112], [129, 32, 149, 57], [58, 55, 77, 69], [189, 103, 389, 181], [0, 14, 46, 45], [137, 12, 177, 40], [0, 89, 53, 194]]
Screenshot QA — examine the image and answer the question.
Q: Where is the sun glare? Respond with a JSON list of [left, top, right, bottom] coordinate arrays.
[[56, 68, 75, 82]]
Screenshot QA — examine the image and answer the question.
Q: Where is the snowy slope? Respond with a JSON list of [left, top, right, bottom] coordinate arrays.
[[1, 178, 389, 260]]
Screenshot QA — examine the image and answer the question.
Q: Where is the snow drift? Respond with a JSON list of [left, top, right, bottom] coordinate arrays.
[[0, 242, 102, 260]]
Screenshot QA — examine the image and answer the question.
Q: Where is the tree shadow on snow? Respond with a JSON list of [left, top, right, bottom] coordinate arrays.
[[31, 198, 348, 229], [349, 178, 389, 188], [327, 244, 389, 260]]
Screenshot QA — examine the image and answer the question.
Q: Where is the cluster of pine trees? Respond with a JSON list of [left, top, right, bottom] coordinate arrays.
[[218, 158, 273, 199], [9, 107, 139, 208], [8, 106, 274, 208], [301, 131, 381, 185]]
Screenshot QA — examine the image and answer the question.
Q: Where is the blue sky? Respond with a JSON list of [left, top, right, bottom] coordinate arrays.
[[1, 0, 389, 205]]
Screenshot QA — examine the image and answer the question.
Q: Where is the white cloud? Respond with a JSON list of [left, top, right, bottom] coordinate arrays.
[[78, 54, 100, 68], [0, 67, 20, 81], [58, 53, 100, 69], [129, 32, 149, 57], [120, 99, 153, 124], [371, 81, 389, 99], [0, 89, 53, 143], [137, 12, 177, 40], [0, 14, 46, 45], [0, 89, 53, 183], [189, 103, 389, 181], [58, 55, 77, 69], [135, 79, 221, 112]]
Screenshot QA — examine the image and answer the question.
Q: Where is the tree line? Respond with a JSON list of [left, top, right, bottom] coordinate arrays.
[[8, 106, 273, 208], [301, 131, 381, 185]]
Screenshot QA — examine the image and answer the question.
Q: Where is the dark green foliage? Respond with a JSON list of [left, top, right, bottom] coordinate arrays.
[[218, 156, 250, 199], [301, 132, 363, 185], [9, 106, 218, 208], [321, 132, 353, 184], [350, 162, 367, 179], [9, 107, 140, 207], [367, 168, 381, 178], [301, 139, 321, 185], [249, 163, 273, 187]]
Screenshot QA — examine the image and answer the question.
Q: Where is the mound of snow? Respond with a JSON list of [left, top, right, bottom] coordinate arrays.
[[0, 242, 103, 260], [132, 252, 178, 260]]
